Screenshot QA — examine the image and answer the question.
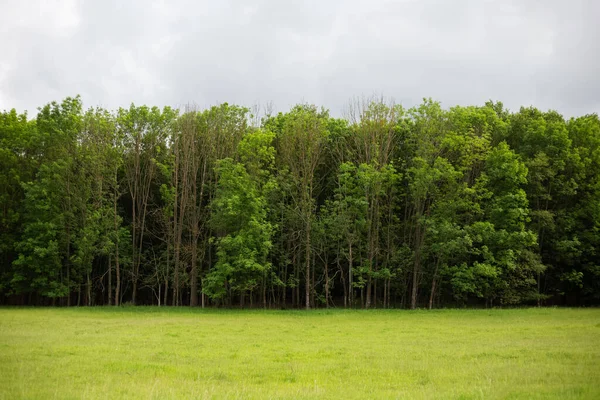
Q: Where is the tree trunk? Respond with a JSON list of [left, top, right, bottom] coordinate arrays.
[[164, 281, 169, 306], [263, 273, 267, 309], [66, 226, 71, 307], [348, 242, 353, 308], [164, 241, 170, 306], [173, 244, 181, 306], [305, 219, 311, 310], [365, 260, 372, 309], [108, 255, 112, 306], [374, 279, 377, 309], [283, 260, 288, 307], [411, 260, 419, 309], [114, 241, 120, 306], [383, 278, 387, 309], [429, 278, 436, 310], [411, 219, 424, 310], [131, 186, 137, 306], [132, 279, 137, 305], [190, 236, 198, 307], [311, 251, 316, 308], [339, 256, 347, 308], [429, 260, 440, 310], [66, 263, 71, 307], [87, 272, 91, 306], [114, 194, 121, 306], [325, 261, 330, 308], [537, 271, 541, 307], [388, 279, 392, 308], [292, 249, 297, 308]]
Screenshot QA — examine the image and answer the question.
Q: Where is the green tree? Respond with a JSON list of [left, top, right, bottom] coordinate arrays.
[[0, 109, 36, 295], [205, 130, 275, 306], [272, 105, 329, 309], [12, 97, 83, 304]]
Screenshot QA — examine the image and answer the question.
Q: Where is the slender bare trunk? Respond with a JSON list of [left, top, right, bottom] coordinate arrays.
[[66, 260, 71, 307], [429, 278, 436, 310], [87, 273, 91, 306], [112, 174, 121, 306], [263, 273, 267, 309], [383, 279, 387, 309], [411, 249, 420, 309], [114, 238, 120, 306], [131, 194, 137, 305], [189, 158, 207, 307], [365, 232, 373, 309], [305, 219, 311, 310], [537, 271, 541, 307], [338, 254, 347, 308], [294, 251, 299, 308], [411, 203, 425, 310], [429, 259, 440, 310], [164, 281, 169, 306], [66, 224, 71, 307], [325, 261, 330, 308], [108, 255, 112, 306], [201, 278, 205, 308], [348, 242, 353, 308], [164, 240, 170, 306], [190, 239, 198, 307]]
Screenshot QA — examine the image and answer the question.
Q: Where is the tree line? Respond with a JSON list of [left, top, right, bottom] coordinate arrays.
[[1, 96, 599, 308]]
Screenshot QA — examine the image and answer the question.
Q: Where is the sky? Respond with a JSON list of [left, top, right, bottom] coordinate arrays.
[[0, 0, 598, 118]]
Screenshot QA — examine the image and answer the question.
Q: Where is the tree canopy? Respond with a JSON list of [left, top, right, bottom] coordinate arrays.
[[1, 96, 599, 307]]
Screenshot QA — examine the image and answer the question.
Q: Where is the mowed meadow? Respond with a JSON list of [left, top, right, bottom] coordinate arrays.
[[0, 308, 599, 399]]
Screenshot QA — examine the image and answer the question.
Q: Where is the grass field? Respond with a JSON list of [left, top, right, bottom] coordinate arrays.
[[0, 308, 599, 399]]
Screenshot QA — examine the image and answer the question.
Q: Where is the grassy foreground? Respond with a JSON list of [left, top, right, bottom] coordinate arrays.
[[0, 308, 599, 399]]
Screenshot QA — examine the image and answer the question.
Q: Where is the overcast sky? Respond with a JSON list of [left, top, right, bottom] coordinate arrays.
[[0, 0, 598, 117]]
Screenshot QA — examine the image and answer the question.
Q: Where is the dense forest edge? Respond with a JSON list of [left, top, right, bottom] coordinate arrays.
[[1, 96, 599, 308]]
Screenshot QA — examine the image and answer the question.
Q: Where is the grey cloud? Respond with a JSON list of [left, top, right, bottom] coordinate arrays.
[[0, 0, 597, 117]]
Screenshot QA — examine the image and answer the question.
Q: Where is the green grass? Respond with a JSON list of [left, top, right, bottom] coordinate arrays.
[[0, 308, 599, 399]]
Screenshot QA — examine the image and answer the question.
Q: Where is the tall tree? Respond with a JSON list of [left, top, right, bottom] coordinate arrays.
[[119, 105, 176, 304], [0, 109, 36, 296], [12, 97, 83, 304], [205, 130, 276, 306], [274, 105, 329, 309]]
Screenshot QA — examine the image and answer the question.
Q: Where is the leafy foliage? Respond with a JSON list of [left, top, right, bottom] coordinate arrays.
[[1, 96, 599, 307]]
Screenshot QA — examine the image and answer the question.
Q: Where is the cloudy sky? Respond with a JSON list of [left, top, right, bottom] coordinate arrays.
[[0, 0, 598, 117]]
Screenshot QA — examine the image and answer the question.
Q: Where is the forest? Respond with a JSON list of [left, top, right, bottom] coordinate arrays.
[[1, 96, 599, 308]]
